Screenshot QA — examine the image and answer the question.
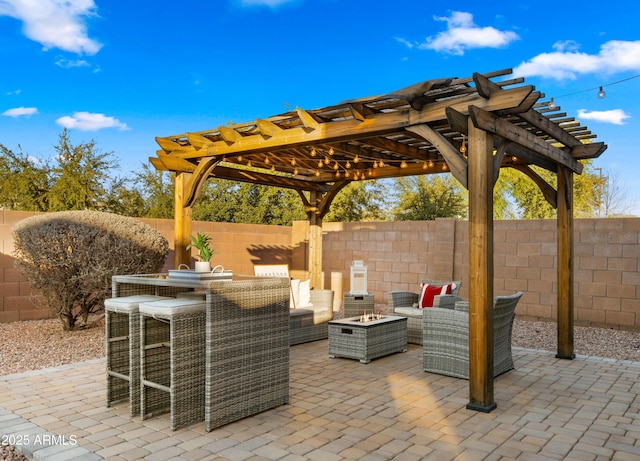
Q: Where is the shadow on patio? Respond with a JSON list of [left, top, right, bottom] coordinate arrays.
[[1, 342, 639, 460]]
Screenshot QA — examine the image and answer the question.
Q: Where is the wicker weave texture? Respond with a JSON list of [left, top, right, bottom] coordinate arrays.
[[140, 310, 206, 431], [289, 289, 334, 345], [205, 278, 290, 432], [343, 293, 375, 319], [328, 316, 407, 364], [388, 280, 462, 345], [105, 310, 140, 416], [422, 292, 522, 379]]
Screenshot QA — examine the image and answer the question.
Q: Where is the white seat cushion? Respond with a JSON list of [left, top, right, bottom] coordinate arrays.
[[105, 295, 169, 313], [139, 298, 206, 317], [393, 306, 423, 318]]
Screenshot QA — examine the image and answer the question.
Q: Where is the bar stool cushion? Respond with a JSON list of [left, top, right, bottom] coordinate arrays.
[[139, 298, 206, 317], [105, 295, 168, 313]]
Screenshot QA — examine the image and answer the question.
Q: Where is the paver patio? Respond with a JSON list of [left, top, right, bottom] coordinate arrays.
[[1, 342, 639, 460]]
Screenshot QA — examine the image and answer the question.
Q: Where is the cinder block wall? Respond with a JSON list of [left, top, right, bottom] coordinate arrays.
[[318, 218, 640, 331], [2, 210, 639, 330]]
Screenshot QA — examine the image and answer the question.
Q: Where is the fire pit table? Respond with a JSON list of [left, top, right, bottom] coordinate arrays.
[[328, 315, 407, 364]]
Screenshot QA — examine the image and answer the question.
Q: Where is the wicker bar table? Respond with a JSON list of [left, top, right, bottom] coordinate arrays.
[[205, 277, 290, 432], [109, 274, 290, 432], [328, 315, 407, 364]]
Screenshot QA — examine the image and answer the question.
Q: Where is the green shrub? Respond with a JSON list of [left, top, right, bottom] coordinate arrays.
[[12, 210, 169, 331]]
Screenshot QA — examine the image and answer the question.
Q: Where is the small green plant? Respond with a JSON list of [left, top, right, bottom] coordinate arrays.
[[187, 232, 217, 262]]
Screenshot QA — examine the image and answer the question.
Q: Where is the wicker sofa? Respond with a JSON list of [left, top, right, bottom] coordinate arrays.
[[422, 292, 523, 379], [289, 288, 335, 346], [387, 280, 462, 345]]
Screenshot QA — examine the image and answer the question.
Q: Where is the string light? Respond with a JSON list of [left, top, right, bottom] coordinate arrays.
[[310, 148, 316, 157], [547, 73, 640, 109], [460, 136, 467, 154], [597, 86, 606, 99]]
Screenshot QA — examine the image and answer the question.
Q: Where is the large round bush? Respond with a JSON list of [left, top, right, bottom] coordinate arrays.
[[12, 211, 169, 331]]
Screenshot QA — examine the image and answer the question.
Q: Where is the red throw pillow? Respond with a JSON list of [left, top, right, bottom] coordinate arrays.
[[418, 283, 452, 308]]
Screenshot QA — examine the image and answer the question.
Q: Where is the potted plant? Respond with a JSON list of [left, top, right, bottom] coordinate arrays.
[[186, 232, 217, 272]]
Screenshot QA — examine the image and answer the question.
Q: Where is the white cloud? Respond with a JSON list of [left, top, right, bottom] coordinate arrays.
[[55, 58, 90, 68], [514, 40, 640, 80], [56, 112, 129, 131], [577, 109, 630, 125], [405, 11, 519, 55], [2, 106, 38, 117], [238, 0, 299, 7], [0, 0, 102, 54]]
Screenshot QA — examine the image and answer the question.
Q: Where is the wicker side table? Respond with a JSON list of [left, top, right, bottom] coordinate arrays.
[[343, 292, 375, 318], [328, 315, 407, 364]]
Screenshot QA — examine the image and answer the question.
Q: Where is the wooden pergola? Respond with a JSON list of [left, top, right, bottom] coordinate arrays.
[[151, 68, 607, 412]]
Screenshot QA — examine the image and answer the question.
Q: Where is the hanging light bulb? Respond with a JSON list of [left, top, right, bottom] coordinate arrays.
[[324, 156, 330, 164], [400, 160, 407, 168], [335, 170, 340, 178], [265, 157, 270, 164], [373, 160, 378, 168], [315, 169, 320, 176], [247, 160, 252, 167], [294, 168, 298, 175], [318, 160, 324, 168], [328, 147, 334, 155], [346, 161, 351, 169], [310, 148, 316, 157], [597, 86, 606, 99], [333, 161, 339, 170], [548, 98, 557, 110], [423, 162, 428, 170], [378, 160, 384, 167], [460, 136, 467, 154], [271, 165, 276, 172], [442, 163, 448, 171], [428, 160, 434, 168], [367, 168, 373, 176], [353, 155, 359, 163], [291, 158, 296, 166]]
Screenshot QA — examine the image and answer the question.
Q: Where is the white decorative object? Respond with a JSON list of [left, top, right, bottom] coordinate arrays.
[[195, 261, 211, 272], [350, 261, 368, 295]]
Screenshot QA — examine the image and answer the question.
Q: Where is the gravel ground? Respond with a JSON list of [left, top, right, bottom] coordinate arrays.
[[1, 312, 639, 460]]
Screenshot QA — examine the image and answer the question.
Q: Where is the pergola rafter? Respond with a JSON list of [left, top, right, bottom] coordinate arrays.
[[152, 68, 607, 412]]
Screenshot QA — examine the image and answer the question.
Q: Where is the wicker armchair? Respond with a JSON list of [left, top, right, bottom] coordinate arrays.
[[387, 280, 462, 345], [422, 292, 523, 379]]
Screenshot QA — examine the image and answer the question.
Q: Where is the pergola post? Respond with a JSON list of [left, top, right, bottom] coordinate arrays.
[[174, 171, 193, 269], [556, 167, 575, 359], [466, 119, 496, 412], [308, 190, 323, 289]]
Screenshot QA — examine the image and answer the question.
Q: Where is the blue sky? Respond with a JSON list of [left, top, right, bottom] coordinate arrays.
[[2, 0, 640, 215]]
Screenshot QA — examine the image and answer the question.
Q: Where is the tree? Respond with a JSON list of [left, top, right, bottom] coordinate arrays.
[[596, 168, 637, 217], [0, 144, 50, 211], [392, 174, 467, 221], [45, 129, 120, 211], [499, 160, 604, 219], [325, 180, 389, 222], [132, 163, 175, 218]]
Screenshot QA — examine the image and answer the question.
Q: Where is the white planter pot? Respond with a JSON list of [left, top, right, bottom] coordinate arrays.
[[194, 261, 211, 272]]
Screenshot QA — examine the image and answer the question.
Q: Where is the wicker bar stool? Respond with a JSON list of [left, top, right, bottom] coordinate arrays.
[[105, 294, 169, 417], [139, 298, 207, 431]]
